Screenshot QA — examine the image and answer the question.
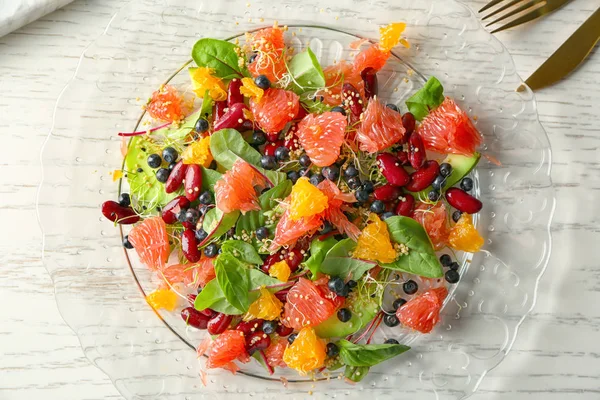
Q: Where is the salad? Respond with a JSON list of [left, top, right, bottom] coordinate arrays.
[[101, 22, 485, 383]]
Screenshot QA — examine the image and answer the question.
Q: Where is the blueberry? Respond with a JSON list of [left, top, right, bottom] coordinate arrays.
[[287, 170, 300, 183], [392, 298, 407, 310], [355, 189, 369, 203], [328, 277, 345, 294], [362, 180, 375, 193], [370, 200, 385, 214], [403, 280, 418, 295], [168, 162, 177, 171], [427, 190, 441, 202], [199, 191, 213, 205], [248, 52, 258, 63], [344, 165, 359, 178], [299, 154, 312, 167], [347, 176, 362, 190], [260, 155, 277, 170], [449, 261, 460, 271], [194, 118, 209, 133], [310, 173, 325, 186], [254, 74, 271, 89], [275, 146, 290, 161], [439, 254, 452, 267], [439, 163, 452, 177], [381, 211, 395, 220], [177, 209, 187, 223], [147, 154, 162, 168], [298, 167, 311, 178], [322, 165, 340, 181], [432, 175, 446, 191], [384, 338, 400, 345], [383, 314, 400, 327], [445, 269, 460, 284], [386, 104, 400, 112], [204, 243, 219, 258], [452, 210, 463, 223], [262, 320, 277, 335], [338, 284, 350, 297], [118, 192, 131, 207], [256, 226, 269, 240], [319, 220, 333, 234], [252, 130, 267, 146], [331, 106, 346, 115], [460, 177, 473, 192], [337, 308, 352, 322], [287, 333, 298, 344], [156, 168, 170, 183], [195, 229, 208, 242], [185, 208, 200, 224], [347, 280, 357, 289], [123, 235, 134, 249], [326, 343, 340, 357], [162, 147, 178, 163]]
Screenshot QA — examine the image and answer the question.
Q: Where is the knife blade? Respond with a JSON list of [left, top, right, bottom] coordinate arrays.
[[519, 7, 600, 92]]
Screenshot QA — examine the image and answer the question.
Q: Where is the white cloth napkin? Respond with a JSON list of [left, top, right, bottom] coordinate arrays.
[[0, 0, 74, 37]]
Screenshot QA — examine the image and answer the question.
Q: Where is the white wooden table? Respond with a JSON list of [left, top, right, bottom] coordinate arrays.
[[1, 0, 599, 398]]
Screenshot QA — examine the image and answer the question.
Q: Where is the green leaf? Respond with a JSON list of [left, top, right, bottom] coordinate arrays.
[[199, 90, 213, 119], [381, 216, 444, 278], [315, 296, 379, 338], [344, 366, 370, 382], [301, 98, 331, 114], [259, 179, 292, 210], [191, 38, 246, 80], [202, 207, 240, 244], [304, 236, 338, 278], [320, 239, 377, 281], [220, 240, 263, 265], [201, 167, 222, 192], [214, 253, 250, 312], [248, 268, 283, 291], [405, 76, 444, 121], [338, 340, 410, 367], [194, 279, 244, 315], [287, 48, 326, 94], [125, 136, 179, 210]]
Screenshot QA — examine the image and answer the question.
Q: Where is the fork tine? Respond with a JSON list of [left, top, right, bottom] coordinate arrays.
[[479, 0, 505, 13], [481, 0, 522, 20], [490, 7, 547, 33], [486, 0, 541, 26]]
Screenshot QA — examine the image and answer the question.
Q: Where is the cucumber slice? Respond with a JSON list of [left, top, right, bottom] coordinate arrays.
[[417, 152, 480, 199]]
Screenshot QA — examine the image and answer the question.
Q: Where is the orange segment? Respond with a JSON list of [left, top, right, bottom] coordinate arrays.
[[239, 77, 264, 102], [182, 136, 213, 167], [282, 327, 326, 374], [289, 177, 329, 221], [128, 216, 170, 271], [379, 22, 409, 51], [269, 260, 291, 282], [353, 213, 397, 264], [189, 67, 227, 101], [245, 286, 283, 321], [146, 289, 178, 311], [448, 213, 484, 252]]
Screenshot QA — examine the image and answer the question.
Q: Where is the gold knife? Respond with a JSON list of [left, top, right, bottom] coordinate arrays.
[[519, 7, 600, 92]]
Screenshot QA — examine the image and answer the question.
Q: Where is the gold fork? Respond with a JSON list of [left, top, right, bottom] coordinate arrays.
[[479, 0, 573, 33]]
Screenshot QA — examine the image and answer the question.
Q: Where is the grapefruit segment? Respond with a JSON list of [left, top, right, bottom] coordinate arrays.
[[396, 287, 447, 333], [214, 159, 268, 214], [356, 98, 406, 153], [282, 278, 339, 330], [128, 216, 170, 270], [206, 330, 248, 369], [270, 210, 322, 252], [412, 201, 450, 251], [317, 180, 360, 241], [296, 111, 347, 167], [250, 88, 299, 134]]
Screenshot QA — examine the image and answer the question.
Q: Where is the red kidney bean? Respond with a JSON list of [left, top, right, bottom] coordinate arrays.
[[207, 313, 233, 335], [360, 67, 378, 99], [227, 78, 244, 107], [395, 193, 415, 217], [408, 132, 426, 169], [445, 187, 482, 214], [265, 132, 280, 142], [213, 103, 249, 131], [182, 221, 195, 230], [181, 229, 201, 263], [165, 160, 188, 193], [377, 153, 410, 186], [245, 330, 271, 354], [214, 100, 227, 122], [284, 132, 300, 151], [198, 308, 218, 318], [187, 294, 197, 304], [373, 184, 403, 202], [276, 322, 294, 337], [405, 160, 439, 192], [342, 83, 364, 116], [402, 112, 416, 135], [295, 105, 308, 120], [161, 196, 190, 224], [241, 119, 255, 131], [235, 319, 265, 335], [397, 149, 410, 166], [284, 248, 303, 272], [181, 307, 211, 329], [184, 164, 202, 202], [264, 141, 284, 157], [101, 201, 140, 224], [274, 289, 289, 303]]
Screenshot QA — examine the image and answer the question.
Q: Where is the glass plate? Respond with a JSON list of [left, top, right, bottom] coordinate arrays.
[[38, 0, 555, 398]]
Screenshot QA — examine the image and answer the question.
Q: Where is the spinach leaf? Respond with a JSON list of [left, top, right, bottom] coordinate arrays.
[[191, 38, 246, 80], [199, 90, 213, 119], [304, 236, 338, 278], [248, 268, 283, 291], [287, 48, 326, 94], [344, 366, 370, 382], [202, 207, 240, 244], [201, 167, 222, 192], [382, 216, 444, 278], [405, 76, 444, 121], [221, 240, 263, 265], [320, 239, 376, 280], [214, 253, 250, 312], [193, 279, 243, 315], [259, 179, 292, 209], [338, 339, 410, 367]]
